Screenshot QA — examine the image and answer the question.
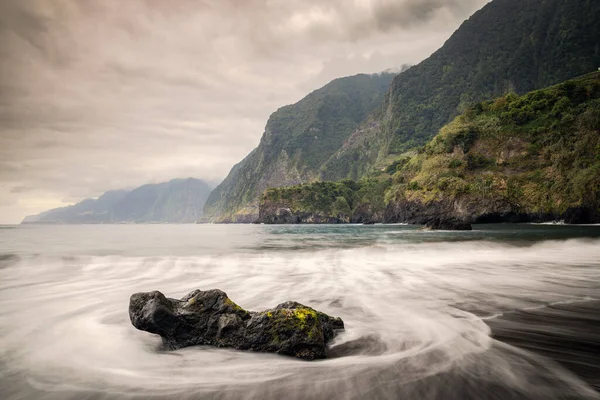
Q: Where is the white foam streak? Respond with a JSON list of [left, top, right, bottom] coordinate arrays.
[[0, 229, 599, 399]]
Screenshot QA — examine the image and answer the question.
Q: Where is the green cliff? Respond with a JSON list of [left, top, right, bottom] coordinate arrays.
[[208, 0, 600, 223], [323, 0, 600, 181], [258, 72, 600, 225], [202, 73, 396, 222], [259, 179, 391, 224]]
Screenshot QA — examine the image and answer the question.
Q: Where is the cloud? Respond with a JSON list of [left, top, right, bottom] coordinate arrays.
[[9, 185, 34, 194], [0, 0, 489, 223]]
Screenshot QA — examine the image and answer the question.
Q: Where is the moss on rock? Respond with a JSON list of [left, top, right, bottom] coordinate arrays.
[[129, 289, 344, 360]]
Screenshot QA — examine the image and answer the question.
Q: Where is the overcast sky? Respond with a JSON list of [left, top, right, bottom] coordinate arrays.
[[0, 0, 489, 223]]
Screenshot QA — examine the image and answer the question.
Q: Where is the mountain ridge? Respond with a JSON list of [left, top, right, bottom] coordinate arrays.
[[22, 178, 213, 224], [324, 0, 600, 181], [204, 0, 600, 223]]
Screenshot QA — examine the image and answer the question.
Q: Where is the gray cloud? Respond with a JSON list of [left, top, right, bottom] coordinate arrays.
[[0, 0, 488, 223], [9, 185, 34, 194], [369, 0, 481, 30]]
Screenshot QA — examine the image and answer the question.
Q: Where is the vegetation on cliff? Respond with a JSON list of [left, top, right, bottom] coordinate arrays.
[[259, 178, 391, 223], [207, 0, 600, 222], [385, 72, 600, 223], [323, 0, 600, 181], [260, 72, 600, 224], [202, 73, 396, 222]]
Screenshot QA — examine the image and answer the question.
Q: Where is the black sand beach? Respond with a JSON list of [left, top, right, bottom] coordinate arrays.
[[487, 300, 600, 393]]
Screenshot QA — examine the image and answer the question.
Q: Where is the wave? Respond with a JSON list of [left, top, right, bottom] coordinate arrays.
[[0, 236, 599, 399]]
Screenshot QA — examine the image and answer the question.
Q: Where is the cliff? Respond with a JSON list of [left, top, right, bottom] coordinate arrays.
[[207, 0, 600, 224], [258, 72, 600, 225], [258, 179, 390, 224], [323, 0, 600, 181], [201, 73, 397, 223], [385, 72, 600, 225]]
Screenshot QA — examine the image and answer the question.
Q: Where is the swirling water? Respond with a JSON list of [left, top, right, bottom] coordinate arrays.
[[0, 224, 599, 400]]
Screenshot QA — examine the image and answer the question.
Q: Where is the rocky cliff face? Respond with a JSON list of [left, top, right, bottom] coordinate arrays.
[[207, 0, 600, 224], [258, 73, 600, 226], [259, 189, 600, 227], [384, 198, 600, 226], [257, 202, 386, 225], [258, 203, 349, 225], [202, 73, 396, 223], [324, 0, 600, 182], [384, 72, 600, 225], [256, 179, 390, 225]]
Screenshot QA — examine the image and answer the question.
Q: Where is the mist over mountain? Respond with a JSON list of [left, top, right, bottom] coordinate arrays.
[[22, 178, 212, 224]]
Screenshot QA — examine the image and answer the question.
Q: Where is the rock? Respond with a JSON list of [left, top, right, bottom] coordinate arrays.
[[563, 206, 600, 224], [425, 217, 473, 231], [350, 203, 384, 224], [129, 289, 344, 360], [256, 203, 350, 224], [384, 195, 600, 226]]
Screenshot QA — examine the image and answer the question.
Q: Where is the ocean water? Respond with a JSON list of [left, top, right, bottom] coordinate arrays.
[[0, 224, 599, 400]]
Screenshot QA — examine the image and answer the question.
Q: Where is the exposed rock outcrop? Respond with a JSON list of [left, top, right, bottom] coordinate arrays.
[[350, 203, 385, 224], [129, 289, 344, 360], [256, 180, 390, 225], [385, 198, 600, 227], [256, 203, 387, 225], [257, 204, 350, 224], [425, 217, 473, 231]]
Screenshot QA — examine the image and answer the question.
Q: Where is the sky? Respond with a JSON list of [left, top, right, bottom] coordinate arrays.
[[0, 0, 489, 224]]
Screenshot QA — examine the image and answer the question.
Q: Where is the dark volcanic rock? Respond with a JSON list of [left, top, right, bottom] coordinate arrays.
[[385, 197, 510, 226], [257, 204, 349, 224], [350, 203, 384, 224], [129, 289, 344, 360], [385, 197, 600, 227], [563, 206, 600, 225], [256, 200, 386, 225], [425, 217, 473, 231]]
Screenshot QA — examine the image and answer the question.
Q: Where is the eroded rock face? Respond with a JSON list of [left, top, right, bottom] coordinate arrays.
[[385, 197, 600, 227], [425, 217, 473, 231], [129, 289, 344, 360], [256, 204, 351, 224]]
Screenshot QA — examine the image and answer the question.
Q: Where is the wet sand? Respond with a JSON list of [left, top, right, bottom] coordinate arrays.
[[487, 300, 600, 392]]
